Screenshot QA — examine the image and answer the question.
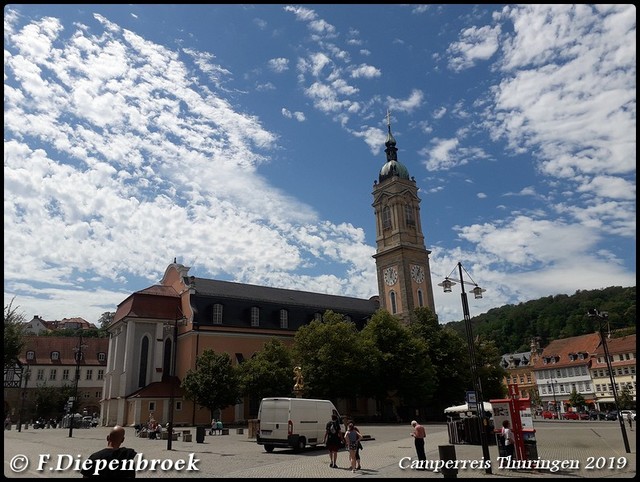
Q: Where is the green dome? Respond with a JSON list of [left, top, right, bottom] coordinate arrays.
[[379, 160, 410, 182]]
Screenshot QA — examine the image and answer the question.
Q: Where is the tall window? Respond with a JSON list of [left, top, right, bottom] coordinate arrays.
[[251, 307, 260, 327], [213, 304, 223, 324], [97, 369, 104, 380], [163, 338, 172, 378], [382, 206, 392, 230], [138, 336, 149, 388], [62, 369, 70, 380], [279, 309, 288, 329], [49, 369, 57, 380], [405, 204, 415, 226], [417, 289, 424, 307], [86, 369, 93, 380], [390, 291, 397, 314]]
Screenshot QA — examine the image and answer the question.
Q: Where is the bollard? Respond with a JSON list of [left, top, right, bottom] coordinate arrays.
[[438, 445, 458, 479]]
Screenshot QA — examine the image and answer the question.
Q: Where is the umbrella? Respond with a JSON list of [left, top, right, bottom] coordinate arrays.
[[444, 402, 493, 414]]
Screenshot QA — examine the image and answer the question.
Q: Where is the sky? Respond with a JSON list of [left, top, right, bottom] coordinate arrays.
[[4, 4, 636, 325]]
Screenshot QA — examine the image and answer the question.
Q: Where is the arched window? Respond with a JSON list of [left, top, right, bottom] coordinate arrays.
[[417, 289, 424, 307], [390, 291, 397, 314], [405, 204, 415, 226], [382, 206, 392, 230], [138, 336, 149, 388]]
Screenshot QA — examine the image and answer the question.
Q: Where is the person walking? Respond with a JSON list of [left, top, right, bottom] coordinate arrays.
[[323, 413, 343, 468], [501, 420, 516, 460], [350, 421, 363, 470], [344, 422, 363, 473], [410, 420, 427, 470], [626, 412, 633, 430], [81, 425, 137, 478]]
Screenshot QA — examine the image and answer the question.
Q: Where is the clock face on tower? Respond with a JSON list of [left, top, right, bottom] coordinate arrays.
[[411, 264, 425, 283], [383, 266, 398, 286]]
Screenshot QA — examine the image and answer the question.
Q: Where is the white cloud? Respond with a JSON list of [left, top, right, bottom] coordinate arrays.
[[268, 57, 289, 73], [447, 24, 501, 72], [350, 63, 381, 79]]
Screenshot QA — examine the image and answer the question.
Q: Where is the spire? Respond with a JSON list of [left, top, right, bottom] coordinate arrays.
[[384, 109, 398, 162]]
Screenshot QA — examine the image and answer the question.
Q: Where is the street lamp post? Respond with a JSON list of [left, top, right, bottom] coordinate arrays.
[[587, 309, 630, 453], [69, 331, 87, 438], [439, 262, 491, 474], [17, 365, 30, 433], [165, 315, 187, 450]]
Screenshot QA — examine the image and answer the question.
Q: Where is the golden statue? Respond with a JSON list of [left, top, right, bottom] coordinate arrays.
[[293, 366, 304, 393]]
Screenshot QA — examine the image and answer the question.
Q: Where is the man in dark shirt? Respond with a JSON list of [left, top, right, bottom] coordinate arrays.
[[81, 425, 137, 478]]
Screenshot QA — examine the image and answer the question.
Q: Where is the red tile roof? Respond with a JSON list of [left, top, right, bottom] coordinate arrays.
[[19, 336, 109, 366], [532, 332, 602, 369]]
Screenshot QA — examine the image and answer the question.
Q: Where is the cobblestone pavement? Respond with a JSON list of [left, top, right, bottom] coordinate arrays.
[[4, 420, 636, 478]]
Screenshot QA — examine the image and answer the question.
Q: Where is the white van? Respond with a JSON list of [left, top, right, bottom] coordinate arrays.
[[256, 397, 342, 452]]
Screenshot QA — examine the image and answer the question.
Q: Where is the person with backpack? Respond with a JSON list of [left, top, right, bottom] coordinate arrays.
[[323, 413, 343, 468]]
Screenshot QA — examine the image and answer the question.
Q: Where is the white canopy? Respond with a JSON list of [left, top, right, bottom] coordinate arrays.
[[444, 402, 493, 414]]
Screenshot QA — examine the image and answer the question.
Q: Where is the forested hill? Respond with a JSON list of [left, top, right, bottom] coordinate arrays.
[[444, 286, 636, 355]]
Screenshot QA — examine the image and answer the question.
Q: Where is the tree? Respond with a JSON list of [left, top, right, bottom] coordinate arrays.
[[237, 339, 294, 402], [409, 307, 470, 416], [4, 299, 26, 367], [97, 312, 115, 330], [475, 337, 507, 401], [359, 310, 435, 421], [568, 388, 586, 411], [181, 349, 240, 419], [618, 385, 634, 410], [293, 310, 369, 401], [33, 384, 75, 419]]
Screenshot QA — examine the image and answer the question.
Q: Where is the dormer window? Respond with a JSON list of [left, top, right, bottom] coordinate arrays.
[[97, 352, 106, 362], [578, 353, 585, 360], [26, 350, 35, 361], [51, 351, 60, 361], [251, 306, 260, 327]]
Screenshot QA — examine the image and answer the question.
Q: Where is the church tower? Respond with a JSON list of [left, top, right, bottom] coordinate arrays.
[[372, 113, 436, 321]]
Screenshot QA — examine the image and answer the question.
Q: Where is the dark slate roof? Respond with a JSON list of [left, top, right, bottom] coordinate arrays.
[[192, 277, 379, 313]]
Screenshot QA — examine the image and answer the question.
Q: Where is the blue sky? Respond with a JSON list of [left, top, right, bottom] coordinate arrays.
[[4, 4, 636, 324]]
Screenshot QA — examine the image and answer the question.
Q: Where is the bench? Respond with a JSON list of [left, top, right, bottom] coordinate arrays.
[[182, 430, 192, 442]]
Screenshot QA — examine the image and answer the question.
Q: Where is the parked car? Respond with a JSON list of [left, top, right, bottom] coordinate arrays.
[[541, 410, 559, 419], [563, 411, 589, 420], [605, 411, 619, 421], [589, 410, 606, 420]]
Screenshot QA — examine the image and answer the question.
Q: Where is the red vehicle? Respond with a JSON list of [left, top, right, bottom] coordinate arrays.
[[563, 411, 589, 420], [542, 410, 559, 419]]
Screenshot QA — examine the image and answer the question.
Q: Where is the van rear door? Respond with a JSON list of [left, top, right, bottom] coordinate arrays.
[[259, 399, 290, 440]]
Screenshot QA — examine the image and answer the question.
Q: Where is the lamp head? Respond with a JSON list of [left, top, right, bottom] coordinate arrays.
[[472, 285, 486, 299], [438, 278, 455, 293]]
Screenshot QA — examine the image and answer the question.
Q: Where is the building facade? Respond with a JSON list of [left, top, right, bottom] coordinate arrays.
[[590, 333, 636, 410], [4, 336, 108, 424], [101, 118, 438, 427]]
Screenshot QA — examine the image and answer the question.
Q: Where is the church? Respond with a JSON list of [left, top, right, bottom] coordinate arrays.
[[101, 118, 436, 427]]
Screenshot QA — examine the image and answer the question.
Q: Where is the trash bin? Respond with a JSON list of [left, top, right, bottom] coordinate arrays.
[[438, 444, 458, 478], [196, 426, 206, 443], [524, 440, 538, 460]]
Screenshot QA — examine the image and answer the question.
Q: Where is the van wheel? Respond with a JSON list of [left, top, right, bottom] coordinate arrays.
[[264, 445, 274, 453], [295, 437, 306, 452]]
